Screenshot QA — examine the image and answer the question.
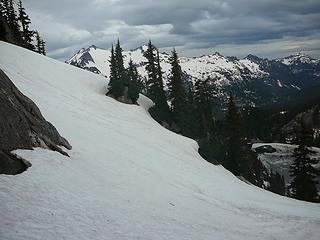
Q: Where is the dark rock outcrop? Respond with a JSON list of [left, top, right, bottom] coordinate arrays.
[[0, 150, 31, 175], [0, 69, 72, 174], [282, 104, 320, 142]]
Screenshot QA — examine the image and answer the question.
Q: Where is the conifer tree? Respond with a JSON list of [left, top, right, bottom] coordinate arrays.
[[223, 93, 246, 176], [17, 0, 34, 50], [108, 45, 117, 93], [127, 59, 141, 103], [1, 0, 10, 21], [144, 41, 159, 97], [167, 48, 189, 131], [143, 40, 170, 122], [0, 0, 7, 41], [35, 31, 46, 55], [156, 49, 166, 100], [0, 1, 5, 18], [194, 78, 215, 139], [7, 0, 22, 45], [289, 123, 319, 202], [108, 40, 126, 99], [269, 170, 286, 196], [40, 37, 46, 55]]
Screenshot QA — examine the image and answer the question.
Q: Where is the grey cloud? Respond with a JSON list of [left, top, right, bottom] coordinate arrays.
[[24, 0, 320, 60]]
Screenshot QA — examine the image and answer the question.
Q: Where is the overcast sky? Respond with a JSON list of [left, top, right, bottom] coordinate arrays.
[[24, 0, 320, 61]]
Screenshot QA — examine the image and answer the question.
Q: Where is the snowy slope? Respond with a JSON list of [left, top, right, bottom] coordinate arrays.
[[1, 41, 320, 240], [66, 45, 267, 87]]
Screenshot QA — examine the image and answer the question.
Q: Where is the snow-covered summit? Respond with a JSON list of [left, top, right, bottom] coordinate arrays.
[[1, 41, 320, 240], [66, 44, 268, 87], [280, 53, 320, 66]]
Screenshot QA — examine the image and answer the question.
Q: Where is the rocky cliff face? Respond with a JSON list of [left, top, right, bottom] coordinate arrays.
[[0, 69, 71, 174]]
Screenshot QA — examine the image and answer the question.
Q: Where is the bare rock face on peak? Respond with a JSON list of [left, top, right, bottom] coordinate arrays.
[[0, 69, 72, 174]]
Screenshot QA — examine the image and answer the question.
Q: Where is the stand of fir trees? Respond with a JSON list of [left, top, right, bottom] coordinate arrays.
[[289, 122, 319, 202], [107, 40, 141, 104], [0, 0, 45, 55]]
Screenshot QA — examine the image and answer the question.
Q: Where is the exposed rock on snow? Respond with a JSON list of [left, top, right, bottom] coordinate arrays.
[[0, 69, 71, 174], [0, 150, 31, 175]]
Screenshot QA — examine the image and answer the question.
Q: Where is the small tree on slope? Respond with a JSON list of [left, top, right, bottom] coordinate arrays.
[[35, 31, 46, 55], [127, 59, 141, 104]]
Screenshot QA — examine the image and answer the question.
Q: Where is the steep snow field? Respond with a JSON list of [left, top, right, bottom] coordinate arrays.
[[1, 41, 320, 240]]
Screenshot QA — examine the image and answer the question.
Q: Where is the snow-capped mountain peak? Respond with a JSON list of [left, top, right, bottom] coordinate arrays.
[[280, 53, 319, 66], [65, 45, 320, 108], [66, 45, 267, 87]]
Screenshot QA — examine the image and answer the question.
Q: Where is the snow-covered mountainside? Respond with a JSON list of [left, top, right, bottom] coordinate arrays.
[[66, 45, 320, 107], [66, 45, 267, 87], [252, 143, 320, 188], [1, 41, 320, 239]]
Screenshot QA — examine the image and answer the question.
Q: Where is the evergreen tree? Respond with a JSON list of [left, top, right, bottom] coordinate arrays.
[[17, 0, 34, 50], [184, 86, 201, 138], [155, 49, 167, 103], [35, 31, 46, 55], [107, 40, 126, 99], [167, 48, 189, 131], [0, 0, 7, 41], [127, 59, 141, 103], [223, 93, 246, 176], [108, 45, 117, 94], [194, 78, 215, 139], [40, 37, 46, 55], [0, 0, 5, 18], [1, 0, 10, 21], [143, 40, 170, 122], [7, 0, 22, 45], [269, 170, 286, 196], [289, 123, 319, 202]]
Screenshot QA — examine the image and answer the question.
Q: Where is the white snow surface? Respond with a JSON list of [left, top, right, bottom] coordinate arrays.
[[1, 41, 320, 240], [66, 45, 267, 87]]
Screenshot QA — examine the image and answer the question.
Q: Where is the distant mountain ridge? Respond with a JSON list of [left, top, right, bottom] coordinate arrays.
[[66, 45, 320, 108]]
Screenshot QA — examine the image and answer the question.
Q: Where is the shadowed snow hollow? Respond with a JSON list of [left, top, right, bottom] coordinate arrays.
[[0, 41, 320, 240]]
